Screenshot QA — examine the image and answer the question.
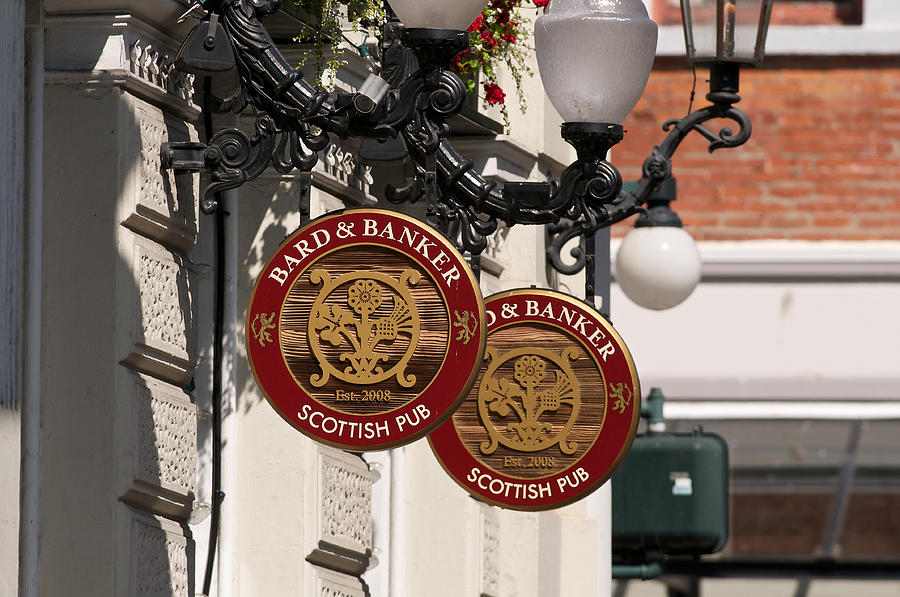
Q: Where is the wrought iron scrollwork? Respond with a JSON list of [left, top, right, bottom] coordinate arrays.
[[546, 79, 753, 274], [163, 0, 642, 245], [162, 0, 755, 265], [545, 219, 586, 275]]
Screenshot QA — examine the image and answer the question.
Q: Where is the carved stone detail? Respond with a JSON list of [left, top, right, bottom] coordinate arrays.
[[139, 247, 192, 357], [132, 513, 189, 597], [480, 222, 510, 278], [320, 144, 374, 196], [322, 586, 358, 597], [129, 40, 195, 103], [484, 222, 510, 262], [301, 143, 378, 207], [481, 506, 500, 597], [123, 102, 199, 255], [307, 448, 372, 577], [43, 16, 200, 120], [137, 380, 196, 493], [315, 567, 366, 597], [320, 448, 373, 553], [140, 118, 170, 214], [120, 375, 196, 520], [121, 240, 196, 387]]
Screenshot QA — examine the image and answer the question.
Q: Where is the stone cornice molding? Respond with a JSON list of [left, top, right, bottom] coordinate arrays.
[[642, 376, 900, 403], [451, 135, 540, 183], [656, 25, 900, 58], [44, 12, 200, 119], [612, 241, 900, 282]]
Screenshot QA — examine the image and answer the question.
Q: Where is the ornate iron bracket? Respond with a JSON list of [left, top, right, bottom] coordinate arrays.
[[161, 0, 754, 267], [545, 63, 752, 274], [162, 1, 472, 215], [162, 114, 323, 212]]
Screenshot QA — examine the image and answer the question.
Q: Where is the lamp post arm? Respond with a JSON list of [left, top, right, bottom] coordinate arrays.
[[635, 89, 752, 199], [421, 129, 634, 255], [163, 0, 755, 260], [545, 84, 753, 275], [164, 0, 644, 247]]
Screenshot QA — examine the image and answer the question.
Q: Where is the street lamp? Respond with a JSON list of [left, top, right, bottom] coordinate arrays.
[[163, 0, 772, 306], [388, 0, 488, 31], [612, 0, 775, 309]]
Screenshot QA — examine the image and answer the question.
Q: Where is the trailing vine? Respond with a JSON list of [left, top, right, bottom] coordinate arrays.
[[293, 0, 551, 129], [452, 0, 546, 129], [293, 0, 385, 84]]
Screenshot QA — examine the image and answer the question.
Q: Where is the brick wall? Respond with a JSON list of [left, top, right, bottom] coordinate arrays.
[[614, 56, 900, 241], [652, 0, 863, 27]]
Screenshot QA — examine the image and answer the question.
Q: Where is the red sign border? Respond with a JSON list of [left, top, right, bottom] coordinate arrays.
[[428, 288, 641, 510], [246, 208, 486, 451]]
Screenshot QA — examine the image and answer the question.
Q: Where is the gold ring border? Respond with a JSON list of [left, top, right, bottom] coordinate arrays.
[[428, 287, 641, 510], [246, 207, 487, 451]]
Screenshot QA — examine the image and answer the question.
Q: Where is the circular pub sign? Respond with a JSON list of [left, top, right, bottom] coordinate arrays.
[[429, 289, 640, 510], [246, 208, 486, 451]]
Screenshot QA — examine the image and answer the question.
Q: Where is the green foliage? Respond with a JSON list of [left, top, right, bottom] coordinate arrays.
[[453, 0, 545, 129], [293, 0, 549, 131], [293, 0, 385, 85]]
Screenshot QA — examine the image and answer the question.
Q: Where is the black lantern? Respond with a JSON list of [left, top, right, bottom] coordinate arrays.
[[681, 0, 774, 66]]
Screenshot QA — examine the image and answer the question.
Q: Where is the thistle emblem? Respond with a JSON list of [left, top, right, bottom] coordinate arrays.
[[478, 347, 581, 455], [308, 269, 421, 387]]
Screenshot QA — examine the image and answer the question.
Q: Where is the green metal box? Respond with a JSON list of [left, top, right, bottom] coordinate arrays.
[[612, 428, 728, 558]]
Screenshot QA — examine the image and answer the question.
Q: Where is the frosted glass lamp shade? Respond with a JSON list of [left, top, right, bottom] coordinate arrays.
[[615, 226, 701, 310], [389, 0, 490, 31], [535, 0, 658, 124]]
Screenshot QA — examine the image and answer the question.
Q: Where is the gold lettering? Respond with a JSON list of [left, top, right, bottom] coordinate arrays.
[[502, 456, 555, 468], [334, 388, 392, 401]]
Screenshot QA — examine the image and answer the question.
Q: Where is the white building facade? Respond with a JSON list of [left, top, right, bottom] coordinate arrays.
[[2, 1, 899, 597]]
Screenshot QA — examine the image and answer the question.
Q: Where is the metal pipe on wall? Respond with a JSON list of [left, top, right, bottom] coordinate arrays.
[[218, 187, 239, 597], [20, 5, 43, 595], [389, 447, 406, 597], [587, 227, 613, 597]]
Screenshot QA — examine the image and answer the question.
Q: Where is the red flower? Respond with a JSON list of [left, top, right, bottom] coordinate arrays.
[[451, 51, 465, 72], [484, 83, 506, 105], [502, 33, 516, 43], [480, 29, 498, 50], [533, 0, 550, 10], [467, 14, 484, 32]]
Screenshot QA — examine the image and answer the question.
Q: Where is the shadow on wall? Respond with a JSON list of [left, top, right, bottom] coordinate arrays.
[[40, 79, 200, 596]]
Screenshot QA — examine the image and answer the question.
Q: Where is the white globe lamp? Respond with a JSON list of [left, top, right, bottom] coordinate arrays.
[[615, 178, 702, 310]]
